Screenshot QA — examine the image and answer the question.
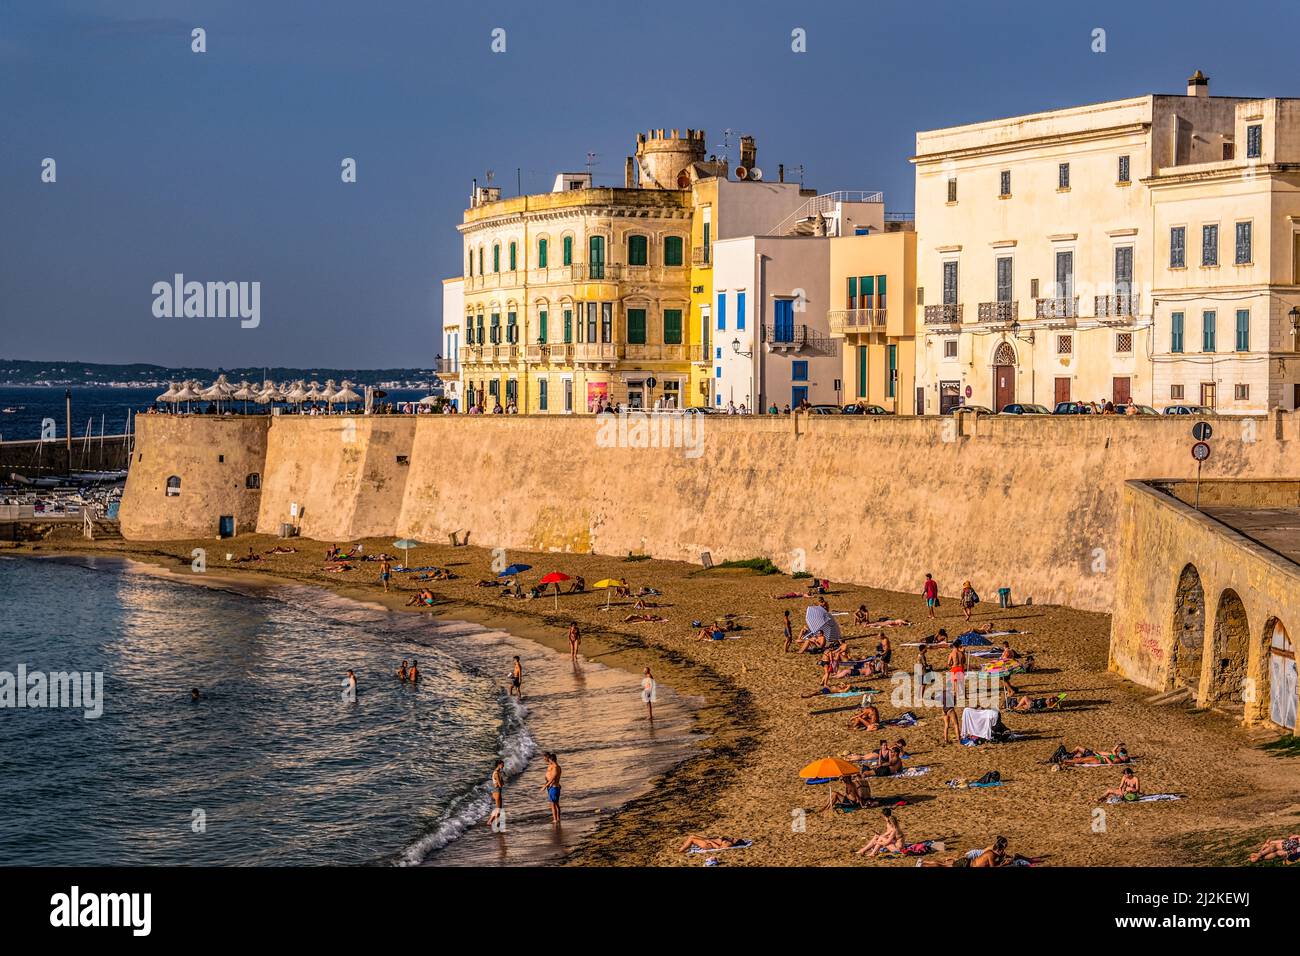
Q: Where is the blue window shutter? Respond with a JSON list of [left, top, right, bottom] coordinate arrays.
[[717, 293, 727, 330], [737, 292, 746, 331]]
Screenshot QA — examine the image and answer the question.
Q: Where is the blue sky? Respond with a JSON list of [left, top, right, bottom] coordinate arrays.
[[2, 0, 1297, 368]]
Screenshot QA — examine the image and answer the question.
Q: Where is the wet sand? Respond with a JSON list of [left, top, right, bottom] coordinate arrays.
[[17, 529, 1300, 867]]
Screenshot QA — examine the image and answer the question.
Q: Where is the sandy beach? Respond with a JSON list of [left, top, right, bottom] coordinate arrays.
[[15, 529, 1300, 867]]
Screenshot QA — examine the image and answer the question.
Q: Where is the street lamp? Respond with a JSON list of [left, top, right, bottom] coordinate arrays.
[[1009, 320, 1035, 344], [1289, 306, 1300, 349], [731, 338, 752, 358]]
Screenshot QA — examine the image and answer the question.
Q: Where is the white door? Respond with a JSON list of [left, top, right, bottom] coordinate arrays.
[[1270, 623, 1297, 731]]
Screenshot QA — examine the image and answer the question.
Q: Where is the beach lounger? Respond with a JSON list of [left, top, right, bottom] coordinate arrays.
[[687, 840, 753, 854]]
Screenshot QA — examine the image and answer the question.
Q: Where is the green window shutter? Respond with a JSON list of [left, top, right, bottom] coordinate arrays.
[[663, 309, 682, 344], [563, 236, 573, 265], [664, 236, 683, 266], [509, 242, 517, 271], [493, 246, 500, 272], [862, 275, 874, 295], [877, 275, 887, 295], [628, 308, 647, 344], [563, 309, 573, 343], [848, 277, 857, 304], [628, 235, 648, 266], [539, 310, 548, 343], [538, 239, 548, 268], [857, 346, 867, 397]]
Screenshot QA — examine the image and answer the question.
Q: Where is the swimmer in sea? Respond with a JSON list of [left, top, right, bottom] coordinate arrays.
[[509, 657, 522, 698], [397, 660, 409, 682], [408, 659, 420, 684], [345, 669, 357, 701], [190, 688, 201, 703], [487, 759, 505, 830]]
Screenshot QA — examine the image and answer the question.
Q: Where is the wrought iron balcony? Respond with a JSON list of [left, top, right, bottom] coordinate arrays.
[[1035, 297, 1079, 320], [977, 301, 1018, 324], [1094, 294, 1136, 318], [924, 304, 962, 325], [828, 309, 888, 334]]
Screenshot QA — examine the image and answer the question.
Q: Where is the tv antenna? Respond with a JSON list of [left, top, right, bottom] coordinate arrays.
[[712, 129, 734, 164], [791, 164, 806, 187], [485, 168, 496, 184]]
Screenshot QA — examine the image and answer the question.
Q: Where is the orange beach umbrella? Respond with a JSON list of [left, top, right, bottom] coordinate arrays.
[[799, 757, 861, 781]]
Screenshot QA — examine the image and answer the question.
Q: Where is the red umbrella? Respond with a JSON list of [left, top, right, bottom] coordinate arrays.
[[539, 572, 572, 610]]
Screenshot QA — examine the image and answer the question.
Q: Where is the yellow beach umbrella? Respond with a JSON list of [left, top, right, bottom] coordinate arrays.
[[592, 577, 626, 608], [799, 757, 861, 781]]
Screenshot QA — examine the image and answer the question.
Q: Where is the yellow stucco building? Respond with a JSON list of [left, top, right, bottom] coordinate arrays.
[[828, 230, 918, 413]]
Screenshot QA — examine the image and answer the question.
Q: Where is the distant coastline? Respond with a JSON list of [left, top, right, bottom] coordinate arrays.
[[0, 359, 441, 390]]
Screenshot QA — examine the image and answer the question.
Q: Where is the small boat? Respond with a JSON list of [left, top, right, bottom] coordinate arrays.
[[1, 407, 21, 413]]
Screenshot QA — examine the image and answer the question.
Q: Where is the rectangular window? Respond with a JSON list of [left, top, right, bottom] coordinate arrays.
[[736, 291, 747, 331], [999, 170, 1011, 196], [848, 276, 857, 309], [506, 311, 518, 343], [942, 261, 958, 305], [1118, 155, 1130, 183], [1247, 123, 1262, 159], [1235, 383, 1251, 401], [538, 378, 548, 411], [493, 246, 501, 272], [1235, 221, 1252, 264], [877, 274, 887, 311], [1054, 250, 1074, 300], [861, 275, 874, 311], [563, 309, 573, 343], [562, 236, 573, 265], [664, 236, 683, 266], [663, 309, 683, 344], [943, 339, 958, 359], [1114, 246, 1133, 298], [589, 236, 606, 279], [1115, 332, 1133, 353], [509, 242, 517, 271], [627, 234, 648, 266], [703, 221, 711, 261], [947, 178, 957, 202], [627, 308, 647, 344], [887, 344, 898, 398], [1236, 309, 1250, 352], [856, 346, 868, 397], [791, 360, 809, 382], [1202, 224, 1219, 267], [1057, 334, 1073, 355], [1202, 310, 1217, 352], [716, 292, 727, 331], [586, 302, 598, 343], [490, 313, 501, 344], [539, 310, 548, 343], [478, 248, 484, 275], [538, 239, 548, 269], [1171, 312, 1184, 353], [601, 302, 612, 342], [1171, 384, 1185, 400], [1058, 163, 1070, 189], [1170, 226, 1186, 268], [996, 257, 1013, 303]]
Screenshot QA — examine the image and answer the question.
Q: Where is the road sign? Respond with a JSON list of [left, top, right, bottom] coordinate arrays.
[[965, 385, 973, 399], [1192, 441, 1211, 462], [1192, 421, 1213, 441]]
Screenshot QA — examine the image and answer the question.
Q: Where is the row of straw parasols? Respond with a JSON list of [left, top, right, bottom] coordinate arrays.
[[156, 375, 362, 412]]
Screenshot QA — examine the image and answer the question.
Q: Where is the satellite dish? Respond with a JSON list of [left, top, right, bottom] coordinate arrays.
[[750, 167, 764, 181], [735, 166, 749, 180]]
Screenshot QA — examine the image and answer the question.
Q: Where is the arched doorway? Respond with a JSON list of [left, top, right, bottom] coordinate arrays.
[[1169, 564, 1205, 693], [1208, 589, 1250, 709], [1268, 620, 1297, 731], [992, 342, 1017, 412]]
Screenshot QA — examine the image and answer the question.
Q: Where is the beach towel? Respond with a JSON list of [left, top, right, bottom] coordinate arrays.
[[946, 778, 1003, 789], [981, 661, 1024, 677], [687, 840, 753, 854], [894, 766, 931, 778], [818, 689, 878, 699], [864, 619, 910, 628], [884, 711, 919, 727], [1106, 793, 1182, 804], [954, 632, 995, 647], [961, 707, 999, 741]]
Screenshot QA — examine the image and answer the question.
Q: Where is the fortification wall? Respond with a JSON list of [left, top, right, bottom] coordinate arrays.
[[121, 412, 1300, 611]]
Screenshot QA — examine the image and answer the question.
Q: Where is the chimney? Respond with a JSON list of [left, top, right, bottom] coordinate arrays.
[[1187, 70, 1209, 98], [778, 163, 785, 183], [625, 156, 636, 188]]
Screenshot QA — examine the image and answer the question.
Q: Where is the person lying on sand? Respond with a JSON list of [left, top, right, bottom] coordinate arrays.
[[632, 598, 659, 610], [623, 613, 667, 624], [1099, 767, 1142, 803], [324, 562, 354, 572], [1051, 742, 1130, 766], [1249, 835, 1300, 863], [679, 835, 747, 853], [819, 772, 869, 813], [1002, 681, 1065, 712], [800, 683, 854, 698], [856, 807, 905, 856], [265, 546, 296, 555], [848, 704, 882, 731], [695, 625, 726, 642], [918, 836, 1039, 867]]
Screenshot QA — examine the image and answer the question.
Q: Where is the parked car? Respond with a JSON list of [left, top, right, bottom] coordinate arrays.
[[683, 406, 718, 415], [842, 403, 891, 415], [1163, 405, 1216, 415], [808, 404, 842, 415], [947, 404, 994, 416], [1115, 404, 1160, 416], [1000, 403, 1051, 415], [1053, 401, 1098, 415]]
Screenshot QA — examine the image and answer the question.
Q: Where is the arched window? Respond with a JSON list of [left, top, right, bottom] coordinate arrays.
[[627, 234, 648, 266], [165, 475, 181, 497], [246, 473, 261, 489], [538, 238, 549, 269], [993, 342, 1017, 366], [493, 244, 501, 273], [664, 235, 684, 266]]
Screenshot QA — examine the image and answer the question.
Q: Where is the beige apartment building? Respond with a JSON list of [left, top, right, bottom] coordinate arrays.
[[913, 71, 1300, 414]]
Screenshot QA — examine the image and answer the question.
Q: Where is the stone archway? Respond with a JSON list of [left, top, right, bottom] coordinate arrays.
[[1169, 563, 1205, 693], [1265, 619, 1297, 731], [991, 342, 1017, 411], [1207, 589, 1251, 710]]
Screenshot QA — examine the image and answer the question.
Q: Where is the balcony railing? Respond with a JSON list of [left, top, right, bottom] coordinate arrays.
[[1095, 293, 1137, 318], [924, 304, 962, 325], [977, 301, 1018, 324], [1035, 297, 1079, 320], [435, 358, 459, 375], [572, 342, 622, 364], [569, 264, 623, 282], [525, 343, 576, 363], [623, 343, 689, 362], [827, 309, 888, 334], [762, 324, 837, 356]]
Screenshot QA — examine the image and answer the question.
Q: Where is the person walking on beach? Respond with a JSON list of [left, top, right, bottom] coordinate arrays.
[[960, 581, 978, 622], [642, 667, 657, 722], [923, 574, 940, 619], [380, 559, 392, 593], [568, 623, 581, 662], [782, 609, 795, 653], [487, 759, 506, 830], [509, 656, 523, 698], [541, 753, 562, 826]]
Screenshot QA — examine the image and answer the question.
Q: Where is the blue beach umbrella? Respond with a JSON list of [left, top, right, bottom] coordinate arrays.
[[392, 539, 420, 565], [805, 605, 842, 644], [497, 563, 532, 578]]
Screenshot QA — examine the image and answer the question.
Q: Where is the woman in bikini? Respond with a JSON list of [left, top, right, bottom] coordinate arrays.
[[848, 704, 882, 731], [486, 760, 505, 830], [856, 807, 905, 856], [1249, 835, 1300, 863]]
